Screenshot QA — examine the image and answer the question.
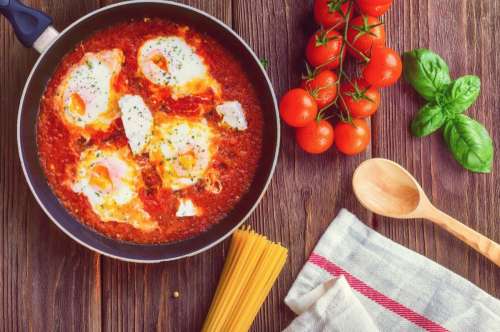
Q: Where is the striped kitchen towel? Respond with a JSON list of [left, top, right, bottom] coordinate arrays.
[[284, 209, 500, 332]]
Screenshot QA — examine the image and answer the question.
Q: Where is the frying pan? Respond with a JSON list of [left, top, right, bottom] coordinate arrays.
[[1, 0, 279, 262]]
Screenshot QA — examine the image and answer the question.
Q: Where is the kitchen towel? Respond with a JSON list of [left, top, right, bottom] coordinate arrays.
[[284, 209, 500, 332]]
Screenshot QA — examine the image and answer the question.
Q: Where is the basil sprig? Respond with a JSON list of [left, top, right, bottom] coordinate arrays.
[[403, 48, 493, 173]]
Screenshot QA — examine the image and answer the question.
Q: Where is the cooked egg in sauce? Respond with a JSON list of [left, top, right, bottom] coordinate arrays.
[[137, 35, 221, 99], [56, 49, 124, 134], [72, 146, 157, 231], [148, 113, 217, 191]]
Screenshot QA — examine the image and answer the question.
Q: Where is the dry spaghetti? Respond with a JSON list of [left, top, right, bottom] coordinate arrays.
[[202, 227, 288, 332]]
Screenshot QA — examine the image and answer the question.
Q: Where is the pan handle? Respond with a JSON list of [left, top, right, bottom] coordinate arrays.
[[0, 0, 54, 51]]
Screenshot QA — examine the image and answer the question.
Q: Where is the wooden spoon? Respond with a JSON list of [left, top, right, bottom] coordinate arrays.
[[352, 158, 500, 267]]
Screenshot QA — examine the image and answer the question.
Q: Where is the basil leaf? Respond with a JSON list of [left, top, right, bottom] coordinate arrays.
[[403, 49, 451, 101], [442, 75, 481, 113], [411, 103, 446, 137], [260, 58, 269, 69], [443, 114, 494, 173]]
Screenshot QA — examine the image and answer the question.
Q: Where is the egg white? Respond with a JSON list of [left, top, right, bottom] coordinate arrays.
[[176, 198, 199, 217], [119, 94, 154, 155], [72, 146, 157, 231], [216, 101, 248, 131], [137, 36, 221, 99], [56, 49, 124, 134]]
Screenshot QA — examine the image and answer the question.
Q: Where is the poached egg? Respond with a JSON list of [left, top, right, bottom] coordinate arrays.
[[148, 113, 217, 191], [72, 145, 157, 231], [137, 35, 221, 99], [56, 49, 124, 135]]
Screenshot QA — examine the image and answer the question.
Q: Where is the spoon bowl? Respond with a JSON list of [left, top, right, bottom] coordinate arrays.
[[352, 158, 422, 218], [352, 158, 500, 267]]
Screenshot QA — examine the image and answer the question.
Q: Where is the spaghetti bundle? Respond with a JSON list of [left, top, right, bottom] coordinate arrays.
[[202, 228, 288, 332]]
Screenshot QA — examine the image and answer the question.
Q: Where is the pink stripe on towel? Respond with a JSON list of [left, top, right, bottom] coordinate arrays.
[[309, 253, 449, 332]]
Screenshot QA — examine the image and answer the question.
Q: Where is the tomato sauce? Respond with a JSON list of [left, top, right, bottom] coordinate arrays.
[[37, 19, 264, 243]]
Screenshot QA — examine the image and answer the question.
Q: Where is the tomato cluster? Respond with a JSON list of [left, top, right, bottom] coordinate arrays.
[[279, 0, 401, 155]]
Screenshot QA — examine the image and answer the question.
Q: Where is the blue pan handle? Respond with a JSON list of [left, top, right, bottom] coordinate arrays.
[[0, 0, 52, 48]]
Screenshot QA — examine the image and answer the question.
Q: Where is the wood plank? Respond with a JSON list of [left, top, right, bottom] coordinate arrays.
[[0, 1, 102, 331], [96, 1, 232, 332], [375, 0, 500, 297], [232, 0, 372, 330]]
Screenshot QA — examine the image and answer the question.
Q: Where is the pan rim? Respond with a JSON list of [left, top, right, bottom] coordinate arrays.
[[16, 0, 280, 263]]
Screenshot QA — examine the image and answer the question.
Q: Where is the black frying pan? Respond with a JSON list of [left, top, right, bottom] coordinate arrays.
[[1, 0, 279, 262]]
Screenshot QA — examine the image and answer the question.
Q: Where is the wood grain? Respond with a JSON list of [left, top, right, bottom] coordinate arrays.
[[0, 0, 498, 331], [1, 1, 102, 331]]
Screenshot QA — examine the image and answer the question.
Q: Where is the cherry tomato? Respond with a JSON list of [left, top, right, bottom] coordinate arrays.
[[357, 0, 393, 5], [347, 15, 385, 60], [356, 1, 393, 17], [301, 69, 338, 108], [279, 89, 318, 127], [306, 29, 345, 69], [296, 120, 335, 154], [363, 46, 402, 87], [334, 118, 371, 155], [340, 78, 380, 118], [314, 0, 352, 29]]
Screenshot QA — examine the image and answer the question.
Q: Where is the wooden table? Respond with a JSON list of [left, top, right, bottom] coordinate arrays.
[[1, 0, 499, 330]]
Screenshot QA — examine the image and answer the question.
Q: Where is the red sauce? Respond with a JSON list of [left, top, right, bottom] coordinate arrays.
[[37, 19, 263, 243]]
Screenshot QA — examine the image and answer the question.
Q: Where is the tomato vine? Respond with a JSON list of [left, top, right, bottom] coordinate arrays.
[[280, 0, 401, 155], [314, 0, 367, 123]]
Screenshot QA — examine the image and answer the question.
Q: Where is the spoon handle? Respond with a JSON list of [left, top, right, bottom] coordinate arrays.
[[425, 207, 500, 267]]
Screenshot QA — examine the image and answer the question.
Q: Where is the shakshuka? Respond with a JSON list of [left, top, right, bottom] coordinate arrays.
[[37, 19, 264, 243]]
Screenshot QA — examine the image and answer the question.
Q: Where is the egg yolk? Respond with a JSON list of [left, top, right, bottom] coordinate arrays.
[[89, 164, 113, 190], [152, 53, 169, 71], [178, 151, 196, 171], [69, 93, 86, 116]]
